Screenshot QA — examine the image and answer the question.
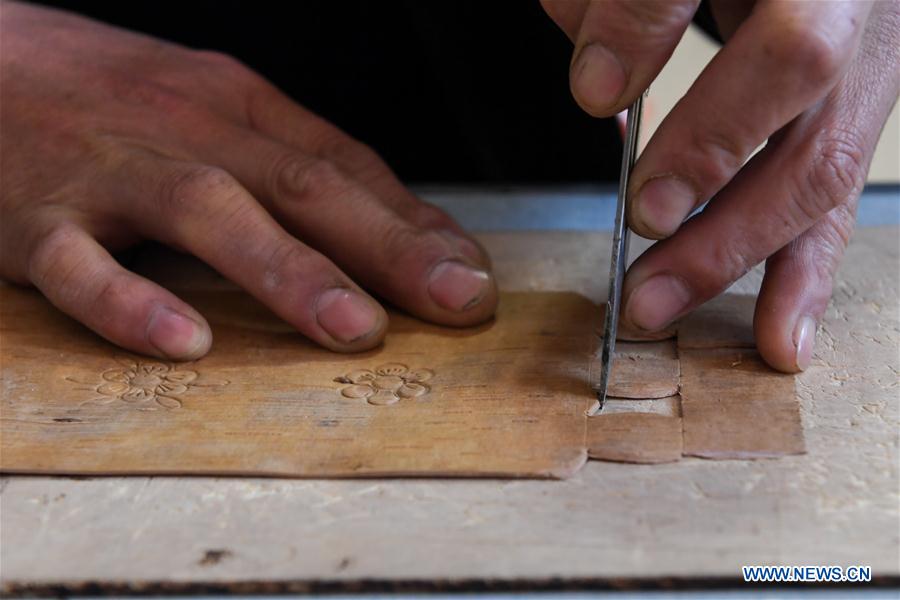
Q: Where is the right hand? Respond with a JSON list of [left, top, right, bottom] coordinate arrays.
[[0, 1, 497, 359]]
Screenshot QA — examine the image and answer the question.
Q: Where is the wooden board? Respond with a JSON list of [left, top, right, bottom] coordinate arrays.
[[0, 288, 595, 478], [586, 413, 683, 464], [0, 258, 804, 477], [680, 348, 805, 459], [0, 224, 897, 590]]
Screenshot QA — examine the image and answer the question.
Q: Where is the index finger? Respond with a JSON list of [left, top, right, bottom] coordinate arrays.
[[627, 0, 872, 239], [568, 0, 700, 117]]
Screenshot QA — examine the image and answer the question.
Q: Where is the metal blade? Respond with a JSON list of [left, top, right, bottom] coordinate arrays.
[[594, 93, 645, 412]]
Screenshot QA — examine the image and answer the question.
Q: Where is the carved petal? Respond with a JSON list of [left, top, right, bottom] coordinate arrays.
[[342, 369, 376, 384], [397, 382, 428, 398], [372, 375, 404, 392], [375, 363, 408, 377], [121, 387, 153, 403], [341, 384, 374, 399], [367, 390, 399, 406], [155, 395, 183, 410], [97, 382, 129, 397], [156, 382, 187, 396], [138, 362, 168, 376], [406, 368, 434, 383], [165, 370, 197, 385], [102, 369, 130, 383]]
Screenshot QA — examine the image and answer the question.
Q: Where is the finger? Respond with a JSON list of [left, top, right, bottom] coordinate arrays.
[[239, 83, 490, 266], [149, 49, 475, 247], [191, 125, 498, 327], [621, 83, 876, 336], [120, 155, 389, 352], [540, 0, 589, 41], [754, 204, 855, 373], [26, 222, 212, 359], [628, 0, 872, 239], [569, 0, 699, 116]]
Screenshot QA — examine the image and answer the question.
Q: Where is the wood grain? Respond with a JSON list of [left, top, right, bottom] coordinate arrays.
[[603, 341, 680, 399], [0, 287, 595, 479], [680, 348, 805, 459], [586, 413, 683, 464], [1, 224, 895, 588]]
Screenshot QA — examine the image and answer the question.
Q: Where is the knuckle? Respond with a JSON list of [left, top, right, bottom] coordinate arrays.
[[92, 273, 133, 320], [618, 0, 697, 30], [160, 165, 243, 220], [318, 135, 380, 169], [261, 241, 333, 294], [804, 135, 867, 214], [191, 50, 256, 81], [109, 76, 197, 116], [27, 223, 83, 288], [821, 203, 856, 249], [379, 225, 447, 276], [279, 158, 349, 202], [767, 26, 844, 85], [794, 31, 844, 83], [791, 206, 855, 286], [688, 128, 748, 185], [783, 134, 866, 233], [700, 236, 756, 296]]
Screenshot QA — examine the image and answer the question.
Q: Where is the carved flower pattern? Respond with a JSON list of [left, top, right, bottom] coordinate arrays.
[[95, 360, 198, 409], [334, 363, 434, 406]]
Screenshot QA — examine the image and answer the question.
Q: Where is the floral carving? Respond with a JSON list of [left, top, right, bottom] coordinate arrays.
[[68, 358, 227, 411], [334, 363, 433, 406]]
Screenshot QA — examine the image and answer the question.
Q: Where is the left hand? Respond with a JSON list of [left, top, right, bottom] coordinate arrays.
[[542, 0, 900, 372]]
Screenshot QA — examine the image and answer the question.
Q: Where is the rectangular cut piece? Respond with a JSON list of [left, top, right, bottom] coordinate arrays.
[[591, 304, 679, 399], [677, 294, 757, 350], [0, 287, 594, 479], [680, 348, 805, 459], [586, 413, 682, 464], [590, 340, 680, 399]]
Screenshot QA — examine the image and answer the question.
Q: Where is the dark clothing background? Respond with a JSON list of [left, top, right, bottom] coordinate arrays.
[[35, 1, 716, 183]]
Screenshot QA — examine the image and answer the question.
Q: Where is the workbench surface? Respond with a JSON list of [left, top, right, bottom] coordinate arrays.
[[2, 187, 898, 593]]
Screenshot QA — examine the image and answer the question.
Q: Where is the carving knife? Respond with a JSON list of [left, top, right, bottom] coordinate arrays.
[[594, 92, 645, 413]]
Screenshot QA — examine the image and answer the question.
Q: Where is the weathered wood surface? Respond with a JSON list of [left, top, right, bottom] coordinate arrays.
[[1, 227, 897, 589], [680, 348, 804, 459], [602, 340, 680, 399], [1, 290, 593, 479], [586, 413, 683, 464]]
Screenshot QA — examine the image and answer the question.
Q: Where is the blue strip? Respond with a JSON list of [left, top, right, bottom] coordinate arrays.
[[417, 184, 900, 232]]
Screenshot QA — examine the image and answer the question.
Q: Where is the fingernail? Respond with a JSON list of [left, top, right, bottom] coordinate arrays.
[[625, 274, 692, 331], [316, 288, 382, 344], [793, 315, 817, 371], [634, 176, 697, 237], [572, 43, 627, 112], [147, 306, 211, 359], [428, 260, 491, 312]]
